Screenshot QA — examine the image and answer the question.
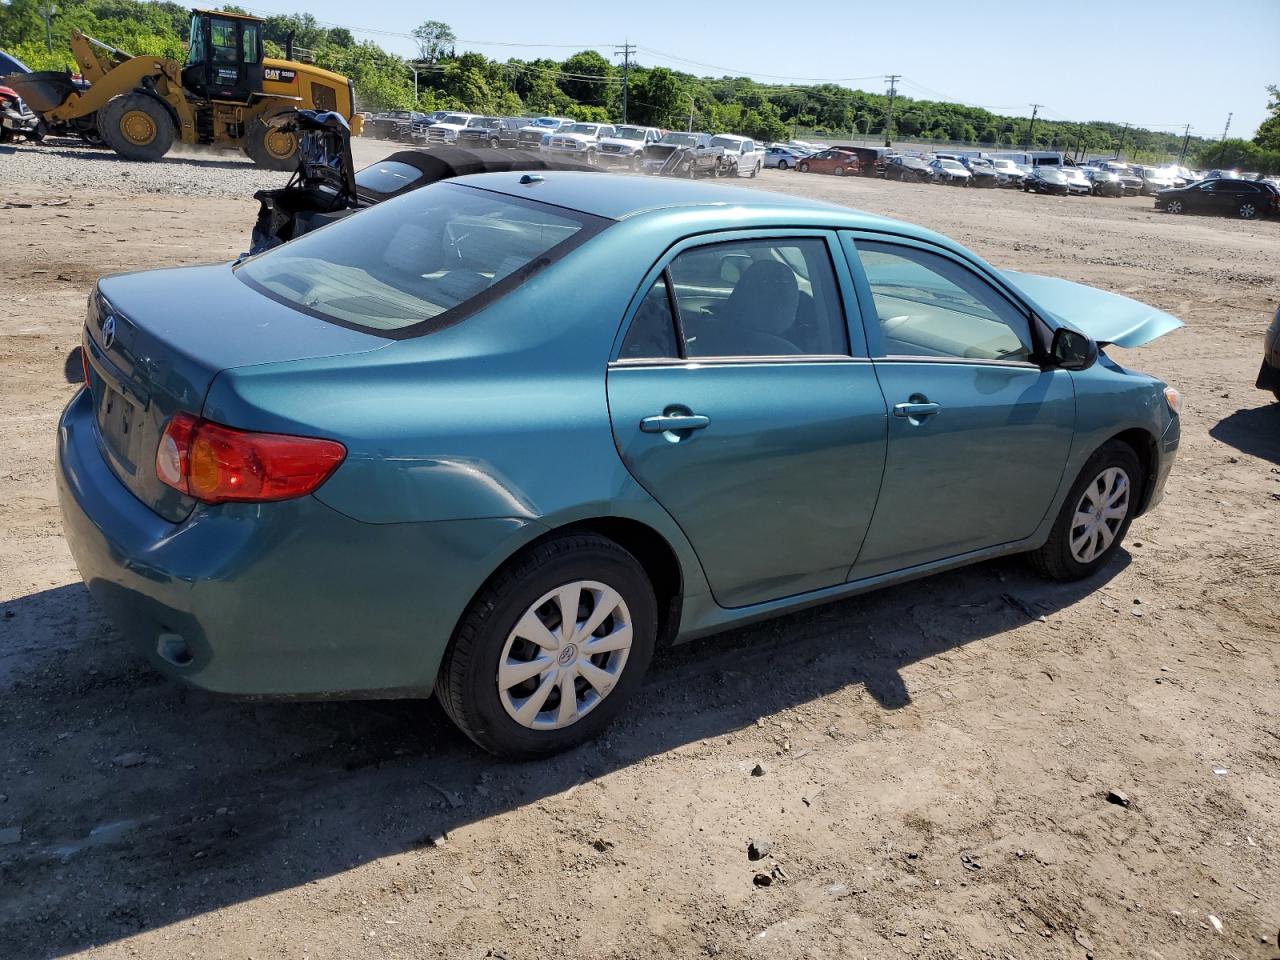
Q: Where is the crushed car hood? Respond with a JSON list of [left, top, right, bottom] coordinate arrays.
[[1001, 271, 1183, 347]]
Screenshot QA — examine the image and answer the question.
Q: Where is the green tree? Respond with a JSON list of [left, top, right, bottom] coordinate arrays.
[[631, 67, 683, 129], [411, 19, 454, 64], [559, 50, 611, 107], [1254, 84, 1280, 152]]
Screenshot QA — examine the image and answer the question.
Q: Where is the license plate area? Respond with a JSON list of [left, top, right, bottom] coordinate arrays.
[[94, 382, 142, 475]]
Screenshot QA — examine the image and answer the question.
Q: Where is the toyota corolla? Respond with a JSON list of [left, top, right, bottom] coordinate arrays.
[[58, 173, 1182, 758]]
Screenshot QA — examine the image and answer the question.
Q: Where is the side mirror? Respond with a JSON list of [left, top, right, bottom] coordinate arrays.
[[1051, 327, 1098, 371]]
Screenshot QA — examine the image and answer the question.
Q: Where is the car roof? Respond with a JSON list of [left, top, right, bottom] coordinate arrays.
[[448, 170, 921, 232]]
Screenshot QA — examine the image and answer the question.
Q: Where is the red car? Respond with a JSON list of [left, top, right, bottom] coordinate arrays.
[[796, 148, 861, 177]]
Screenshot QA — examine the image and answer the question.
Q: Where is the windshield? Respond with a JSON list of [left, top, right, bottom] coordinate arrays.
[[939, 160, 964, 170], [238, 183, 603, 335], [991, 160, 1015, 171], [441, 114, 470, 125], [566, 124, 600, 135], [614, 128, 646, 140], [533, 118, 561, 127], [661, 133, 699, 146], [711, 136, 743, 150]]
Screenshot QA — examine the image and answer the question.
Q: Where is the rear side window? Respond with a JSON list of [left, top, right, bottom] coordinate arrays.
[[238, 182, 606, 335], [622, 237, 849, 360], [354, 160, 423, 194]]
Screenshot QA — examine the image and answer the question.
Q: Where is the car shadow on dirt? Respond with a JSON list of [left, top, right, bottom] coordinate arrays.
[[0, 553, 1127, 956], [1209, 402, 1280, 464]]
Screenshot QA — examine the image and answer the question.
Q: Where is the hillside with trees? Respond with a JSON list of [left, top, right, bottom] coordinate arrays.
[[6, 0, 1275, 169]]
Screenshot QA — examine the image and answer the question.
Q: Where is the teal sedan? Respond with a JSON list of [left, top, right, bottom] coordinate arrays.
[[58, 173, 1182, 758]]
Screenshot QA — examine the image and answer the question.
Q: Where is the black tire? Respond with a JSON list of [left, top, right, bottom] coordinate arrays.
[[834, 165, 846, 177], [243, 113, 298, 170], [1027, 440, 1143, 582], [1165, 198, 1185, 214], [0, 127, 11, 144], [750, 161, 760, 179], [797, 161, 810, 173], [776, 159, 788, 170], [1238, 201, 1259, 220], [98, 93, 174, 161], [436, 533, 658, 759]]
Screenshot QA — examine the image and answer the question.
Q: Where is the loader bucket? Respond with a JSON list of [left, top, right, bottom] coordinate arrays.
[[3, 71, 77, 113]]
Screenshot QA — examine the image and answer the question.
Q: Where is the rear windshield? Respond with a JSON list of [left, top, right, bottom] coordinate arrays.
[[237, 183, 606, 336], [354, 160, 423, 194]]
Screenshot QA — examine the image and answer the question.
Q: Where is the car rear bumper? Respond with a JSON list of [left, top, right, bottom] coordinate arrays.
[[56, 389, 532, 699]]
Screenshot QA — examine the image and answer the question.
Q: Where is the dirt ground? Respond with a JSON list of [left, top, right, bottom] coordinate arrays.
[[1, 137, 1278, 960]]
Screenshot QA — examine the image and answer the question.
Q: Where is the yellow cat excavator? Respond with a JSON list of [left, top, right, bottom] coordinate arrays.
[[5, 9, 362, 168]]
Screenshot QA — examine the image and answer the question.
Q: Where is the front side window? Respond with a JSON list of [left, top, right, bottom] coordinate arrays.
[[853, 241, 1033, 363], [241, 23, 260, 63], [186, 15, 206, 66], [238, 183, 604, 335], [622, 238, 849, 360]]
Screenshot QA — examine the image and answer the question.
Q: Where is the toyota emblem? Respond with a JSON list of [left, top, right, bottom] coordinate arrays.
[[101, 314, 116, 350]]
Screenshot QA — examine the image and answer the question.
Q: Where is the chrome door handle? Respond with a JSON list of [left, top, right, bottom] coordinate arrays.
[[640, 414, 710, 433], [892, 401, 941, 419]]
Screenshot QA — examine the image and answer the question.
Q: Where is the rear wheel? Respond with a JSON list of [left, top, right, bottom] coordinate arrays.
[[435, 534, 658, 759], [243, 113, 298, 170], [834, 165, 846, 177], [776, 159, 788, 170], [750, 160, 760, 178], [1028, 441, 1142, 582], [99, 93, 174, 162], [1238, 201, 1259, 220]]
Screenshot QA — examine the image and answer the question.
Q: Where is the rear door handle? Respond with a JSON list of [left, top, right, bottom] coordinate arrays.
[[892, 401, 941, 419], [640, 414, 710, 433]]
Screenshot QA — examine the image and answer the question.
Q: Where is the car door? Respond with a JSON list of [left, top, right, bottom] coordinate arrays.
[[607, 231, 888, 608], [842, 234, 1076, 578]]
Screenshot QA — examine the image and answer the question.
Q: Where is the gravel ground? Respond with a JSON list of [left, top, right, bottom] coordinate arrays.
[[1, 135, 292, 197], [1, 135, 1278, 960]]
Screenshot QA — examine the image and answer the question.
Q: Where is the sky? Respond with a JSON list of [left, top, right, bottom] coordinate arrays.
[[237, 0, 1277, 139]]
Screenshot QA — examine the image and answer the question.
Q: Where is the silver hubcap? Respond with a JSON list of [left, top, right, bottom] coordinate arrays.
[[1070, 467, 1130, 564], [497, 580, 633, 731], [1168, 200, 1182, 213], [1240, 204, 1256, 218]]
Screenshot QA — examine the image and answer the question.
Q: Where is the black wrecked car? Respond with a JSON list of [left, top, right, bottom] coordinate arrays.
[[249, 111, 597, 254], [1155, 178, 1279, 220], [884, 155, 932, 182], [641, 131, 726, 178]]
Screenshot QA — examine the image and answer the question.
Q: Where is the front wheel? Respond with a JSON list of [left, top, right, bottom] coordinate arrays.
[[797, 161, 809, 173], [435, 534, 658, 759], [243, 113, 298, 170], [1165, 198, 1184, 214], [1028, 441, 1142, 582], [99, 93, 175, 161]]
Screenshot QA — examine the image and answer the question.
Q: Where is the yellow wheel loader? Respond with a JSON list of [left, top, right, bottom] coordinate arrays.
[[5, 9, 362, 169]]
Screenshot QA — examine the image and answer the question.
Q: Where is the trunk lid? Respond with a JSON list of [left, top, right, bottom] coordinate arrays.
[[84, 263, 390, 521], [1000, 270, 1183, 348]]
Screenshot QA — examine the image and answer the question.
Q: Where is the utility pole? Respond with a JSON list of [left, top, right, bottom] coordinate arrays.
[[883, 74, 900, 147], [1178, 123, 1191, 163], [1116, 121, 1130, 159], [1217, 112, 1232, 163], [37, 3, 57, 53], [614, 41, 635, 124], [1023, 104, 1041, 151]]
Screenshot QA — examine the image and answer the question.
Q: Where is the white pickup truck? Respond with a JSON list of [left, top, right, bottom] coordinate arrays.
[[544, 122, 617, 163], [595, 125, 664, 169], [711, 134, 765, 178]]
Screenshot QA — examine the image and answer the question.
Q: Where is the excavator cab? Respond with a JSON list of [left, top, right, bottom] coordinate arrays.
[[181, 10, 264, 103]]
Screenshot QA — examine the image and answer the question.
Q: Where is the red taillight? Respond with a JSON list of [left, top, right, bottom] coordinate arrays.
[[155, 413, 346, 504]]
